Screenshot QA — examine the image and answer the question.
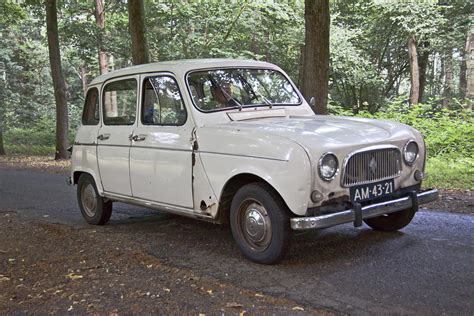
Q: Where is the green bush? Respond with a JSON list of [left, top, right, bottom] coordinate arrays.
[[424, 156, 474, 190]]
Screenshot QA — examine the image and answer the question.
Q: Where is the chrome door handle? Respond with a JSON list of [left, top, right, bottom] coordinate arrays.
[[131, 134, 146, 142], [97, 134, 110, 141]]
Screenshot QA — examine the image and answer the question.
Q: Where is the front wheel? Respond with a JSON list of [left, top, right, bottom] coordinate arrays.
[[77, 174, 112, 225], [363, 208, 415, 232], [230, 183, 290, 264]]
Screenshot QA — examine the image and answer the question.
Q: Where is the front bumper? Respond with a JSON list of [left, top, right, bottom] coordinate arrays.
[[291, 189, 438, 230]]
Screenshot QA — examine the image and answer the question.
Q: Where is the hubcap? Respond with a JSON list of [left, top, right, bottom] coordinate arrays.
[[81, 183, 97, 217], [240, 201, 272, 252]]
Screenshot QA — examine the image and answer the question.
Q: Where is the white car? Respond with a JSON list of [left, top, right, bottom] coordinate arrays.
[[69, 59, 438, 264]]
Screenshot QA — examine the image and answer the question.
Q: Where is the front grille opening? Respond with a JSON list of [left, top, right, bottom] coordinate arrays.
[[343, 148, 402, 187]]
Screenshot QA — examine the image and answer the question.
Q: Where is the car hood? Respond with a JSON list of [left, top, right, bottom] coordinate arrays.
[[220, 115, 417, 149]]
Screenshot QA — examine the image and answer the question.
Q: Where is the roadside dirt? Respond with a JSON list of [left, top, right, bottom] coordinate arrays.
[[0, 212, 329, 315], [0, 155, 472, 214]]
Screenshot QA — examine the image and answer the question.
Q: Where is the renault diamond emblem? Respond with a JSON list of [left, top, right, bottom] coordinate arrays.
[[369, 156, 377, 176]]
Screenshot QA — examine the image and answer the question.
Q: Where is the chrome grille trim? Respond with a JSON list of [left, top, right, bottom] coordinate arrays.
[[341, 145, 402, 187]]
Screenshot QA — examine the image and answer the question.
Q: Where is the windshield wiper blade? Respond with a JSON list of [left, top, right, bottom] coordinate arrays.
[[219, 87, 243, 111], [208, 74, 243, 111], [237, 73, 273, 109]]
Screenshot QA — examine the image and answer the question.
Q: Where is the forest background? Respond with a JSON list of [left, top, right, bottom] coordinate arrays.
[[0, 0, 472, 189]]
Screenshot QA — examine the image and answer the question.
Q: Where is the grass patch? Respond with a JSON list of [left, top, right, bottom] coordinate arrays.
[[424, 156, 474, 190]]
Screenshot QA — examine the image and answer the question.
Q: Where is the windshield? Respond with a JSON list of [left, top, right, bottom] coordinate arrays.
[[187, 68, 301, 112]]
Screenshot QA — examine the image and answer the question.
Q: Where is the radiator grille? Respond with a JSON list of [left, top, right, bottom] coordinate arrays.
[[342, 148, 402, 187]]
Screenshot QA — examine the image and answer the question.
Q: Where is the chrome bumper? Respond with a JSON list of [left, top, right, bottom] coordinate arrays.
[[291, 189, 439, 230]]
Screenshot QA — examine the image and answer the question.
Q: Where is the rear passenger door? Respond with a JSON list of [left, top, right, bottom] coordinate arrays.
[[129, 74, 194, 208], [97, 76, 138, 196]]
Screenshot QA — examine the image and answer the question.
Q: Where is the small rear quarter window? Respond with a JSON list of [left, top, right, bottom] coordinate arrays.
[[82, 88, 100, 125]]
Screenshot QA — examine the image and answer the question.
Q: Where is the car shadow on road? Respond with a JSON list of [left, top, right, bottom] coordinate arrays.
[[96, 206, 408, 269]]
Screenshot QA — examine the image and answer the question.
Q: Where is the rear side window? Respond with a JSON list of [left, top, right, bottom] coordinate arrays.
[[142, 76, 187, 126], [82, 88, 100, 125], [103, 79, 137, 125]]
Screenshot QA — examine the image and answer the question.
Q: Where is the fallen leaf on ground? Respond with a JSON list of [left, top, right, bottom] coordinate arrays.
[[225, 302, 243, 308], [65, 273, 83, 280], [0, 275, 10, 282]]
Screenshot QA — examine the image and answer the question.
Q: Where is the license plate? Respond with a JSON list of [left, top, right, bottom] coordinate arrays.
[[350, 179, 395, 203]]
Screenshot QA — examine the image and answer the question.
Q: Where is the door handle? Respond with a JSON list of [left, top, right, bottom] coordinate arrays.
[[97, 134, 110, 141], [131, 134, 146, 142]]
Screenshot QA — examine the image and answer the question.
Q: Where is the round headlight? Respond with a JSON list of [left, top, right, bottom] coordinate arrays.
[[318, 153, 339, 181], [403, 141, 419, 165]]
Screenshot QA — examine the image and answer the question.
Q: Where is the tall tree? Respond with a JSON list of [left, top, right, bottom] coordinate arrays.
[[46, 0, 68, 160], [0, 118, 5, 155], [0, 62, 5, 155], [407, 34, 420, 105], [301, 0, 329, 114], [128, 0, 149, 65], [418, 42, 429, 103], [95, 0, 108, 74], [467, 24, 474, 99]]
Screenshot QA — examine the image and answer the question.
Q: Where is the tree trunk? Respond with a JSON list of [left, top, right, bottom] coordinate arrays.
[[407, 34, 419, 106], [46, 0, 69, 160], [442, 57, 453, 108], [466, 24, 474, 99], [95, 0, 108, 74], [459, 51, 467, 97], [128, 0, 150, 65], [297, 44, 304, 89], [0, 128, 5, 156], [418, 43, 429, 103], [80, 66, 88, 97], [301, 0, 330, 114]]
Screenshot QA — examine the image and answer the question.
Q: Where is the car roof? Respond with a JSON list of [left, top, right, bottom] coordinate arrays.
[[89, 58, 277, 85]]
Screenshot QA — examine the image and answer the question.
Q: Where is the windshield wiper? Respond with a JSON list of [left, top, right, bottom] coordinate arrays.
[[208, 75, 243, 111], [237, 73, 273, 109], [219, 86, 243, 111]]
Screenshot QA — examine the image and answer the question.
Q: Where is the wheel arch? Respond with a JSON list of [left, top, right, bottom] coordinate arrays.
[[72, 169, 104, 195], [216, 173, 290, 224]]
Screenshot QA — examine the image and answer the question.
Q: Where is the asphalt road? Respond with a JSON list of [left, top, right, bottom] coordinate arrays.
[[1, 167, 473, 315]]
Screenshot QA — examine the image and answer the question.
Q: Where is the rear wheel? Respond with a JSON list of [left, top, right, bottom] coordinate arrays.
[[363, 208, 415, 232], [230, 183, 290, 264], [77, 174, 112, 225]]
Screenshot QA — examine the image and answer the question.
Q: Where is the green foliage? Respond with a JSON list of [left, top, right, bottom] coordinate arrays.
[[349, 99, 473, 159], [424, 156, 474, 190]]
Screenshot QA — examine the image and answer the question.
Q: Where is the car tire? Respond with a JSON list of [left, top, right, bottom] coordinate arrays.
[[230, 182, 290, 264], [363, 208, 415, 232], [77, 174, 112, 225]]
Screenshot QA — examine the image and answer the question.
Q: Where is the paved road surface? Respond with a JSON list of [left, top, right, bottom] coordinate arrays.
[[1, 167, 473, 315]]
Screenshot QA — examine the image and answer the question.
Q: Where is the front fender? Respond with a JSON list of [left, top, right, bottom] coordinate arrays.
[[197, 127, 312, 216]]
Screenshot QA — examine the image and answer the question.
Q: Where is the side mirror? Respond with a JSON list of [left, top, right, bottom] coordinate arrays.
[[309, 96, 316, 107]]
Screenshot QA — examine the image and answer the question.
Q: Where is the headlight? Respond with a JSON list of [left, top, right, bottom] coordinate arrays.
[[318, 153, 339, 181], [403, 140, 419, 165]]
